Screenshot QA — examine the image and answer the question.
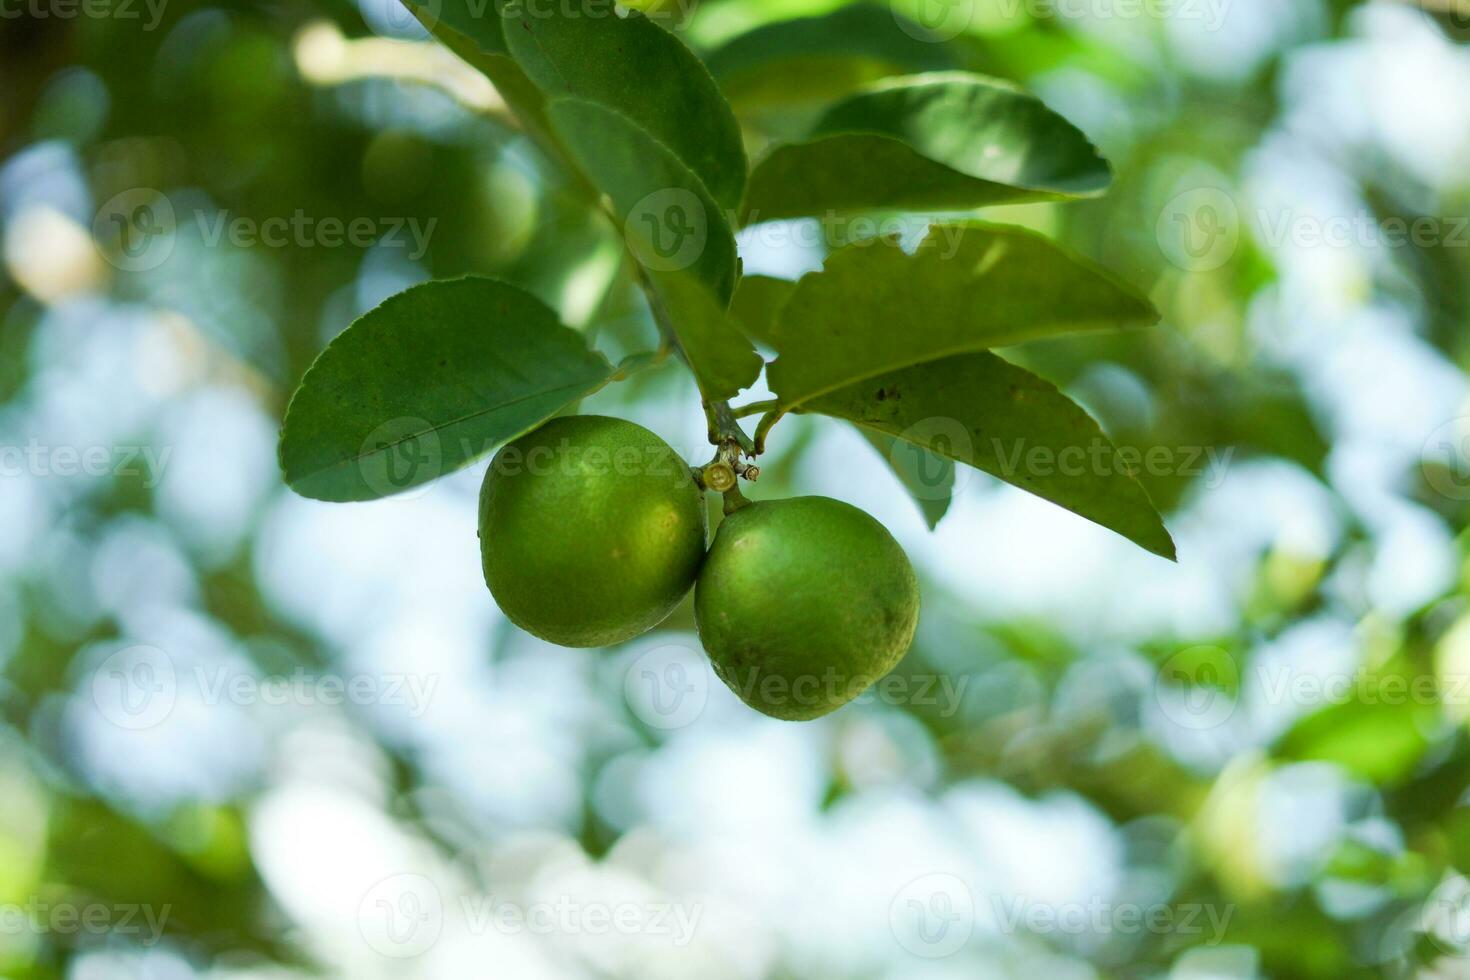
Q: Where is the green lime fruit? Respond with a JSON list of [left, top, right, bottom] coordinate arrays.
[[479, 416, 707, 648], [695, 496, 920, 721]]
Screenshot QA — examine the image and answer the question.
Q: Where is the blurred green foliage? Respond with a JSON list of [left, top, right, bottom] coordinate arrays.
[[4, 0, 1470, 977]]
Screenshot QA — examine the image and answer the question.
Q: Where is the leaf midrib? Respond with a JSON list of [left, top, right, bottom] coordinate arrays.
[[290, 374, 610, 480]]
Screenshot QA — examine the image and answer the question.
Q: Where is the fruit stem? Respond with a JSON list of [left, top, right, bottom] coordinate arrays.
[[721, 483, 751, 514], [691, 429, 761, 497]]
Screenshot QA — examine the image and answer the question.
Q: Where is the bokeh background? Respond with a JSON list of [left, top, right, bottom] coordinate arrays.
[[5, 0, 1470, 976]]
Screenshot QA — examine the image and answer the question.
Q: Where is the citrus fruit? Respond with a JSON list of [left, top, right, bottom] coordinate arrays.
[[479, 415, 706, 647], [695, 496, 920, 720]]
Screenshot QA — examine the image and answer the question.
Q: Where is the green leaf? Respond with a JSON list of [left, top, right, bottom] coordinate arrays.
[[705, 4, 957, 108], [857, 427, 953, 530], [402, 0, 511, 54], [501, 0, 747, 211], [280, 277, 615, 502], [399, 0, 553, 142], [766, 223, 1158, 407], [1276, 699, 1434, 785], [644, 271, 763, 401], [728, 274, 797, 347], [806, 352, 1175, 558], [742, 72, 1110, 224], [547, 98, 740, 305]]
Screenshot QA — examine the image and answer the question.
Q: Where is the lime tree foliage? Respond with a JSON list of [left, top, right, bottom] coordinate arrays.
[[277, 0, 1174, 718]]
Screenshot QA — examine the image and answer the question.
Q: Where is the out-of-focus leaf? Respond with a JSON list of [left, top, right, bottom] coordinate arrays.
[[1275, 697, 1435, 785], [1323, 837, 1429, 893], [280, 277, 615, 502], [1385, 731, 1470, 831], [1217, 900, 1357, 978], [742, 72, 1110, 224], [48, 797, 297, 963]]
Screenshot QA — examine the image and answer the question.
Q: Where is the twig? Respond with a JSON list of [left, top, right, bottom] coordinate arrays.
[[731, 398, 779, 419], [753, 408, 786, 455]]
